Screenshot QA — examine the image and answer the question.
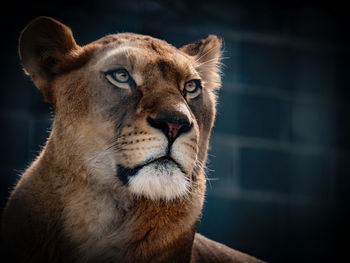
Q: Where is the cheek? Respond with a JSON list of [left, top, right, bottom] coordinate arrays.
[[190, 91, 216, 164], [191, 91, 216, 134], [102, 90, 142, 123], [54, 77, 91, 118]]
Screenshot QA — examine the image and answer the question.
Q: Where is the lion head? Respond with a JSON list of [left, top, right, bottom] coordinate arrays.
[[19, 17, 222, 202]]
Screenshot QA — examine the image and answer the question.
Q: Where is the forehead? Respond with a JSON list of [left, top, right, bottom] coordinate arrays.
[[92, 34, 198, 79]]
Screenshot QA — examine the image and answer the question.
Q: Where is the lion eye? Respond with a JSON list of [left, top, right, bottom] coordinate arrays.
[[108, 69, 130, 83], [105, 68, 136, 89], [184, 79, 201, 99]]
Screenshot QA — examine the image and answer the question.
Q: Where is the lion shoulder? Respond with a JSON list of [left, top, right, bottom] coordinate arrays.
[[191, 233, 265, 263]]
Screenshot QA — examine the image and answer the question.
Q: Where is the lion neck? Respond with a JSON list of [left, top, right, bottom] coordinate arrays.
[[38, 127, 205, 263], [114, 198, 199, 263]]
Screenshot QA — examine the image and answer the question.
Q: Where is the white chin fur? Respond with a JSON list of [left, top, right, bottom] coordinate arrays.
[[128, 161, 190, 201]]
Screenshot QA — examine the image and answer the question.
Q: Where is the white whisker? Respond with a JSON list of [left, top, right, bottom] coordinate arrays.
[[194, 45, 220, 64]]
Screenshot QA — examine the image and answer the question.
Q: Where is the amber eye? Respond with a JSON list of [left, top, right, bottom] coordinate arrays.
[[105, 68, 136, 89], [184, 79, 201, 99], [108, 69, 130, 83]]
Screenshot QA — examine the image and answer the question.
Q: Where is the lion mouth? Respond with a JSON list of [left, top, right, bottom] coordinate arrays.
[[116, 156, 183, 185]]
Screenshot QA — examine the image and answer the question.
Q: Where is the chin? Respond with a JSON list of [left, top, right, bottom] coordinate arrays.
[[128, 159, 191, 202]]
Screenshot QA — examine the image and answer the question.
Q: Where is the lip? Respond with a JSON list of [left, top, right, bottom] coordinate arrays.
[[116, 156, 184, 185], [146, 156, 174, 166]]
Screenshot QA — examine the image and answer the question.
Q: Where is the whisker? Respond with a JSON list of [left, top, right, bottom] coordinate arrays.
[[194, 159, 216, 189], [195, 57, 224, 69], [85, 134, 124, 165], [194, 45, 221, 64]]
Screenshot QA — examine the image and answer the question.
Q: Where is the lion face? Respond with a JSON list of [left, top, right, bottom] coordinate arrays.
[[87, 38, 204, 201], [19, 17, 222, 202]]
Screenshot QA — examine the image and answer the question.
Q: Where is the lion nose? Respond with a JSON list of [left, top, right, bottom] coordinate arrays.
[[147, 114, 192, 142]]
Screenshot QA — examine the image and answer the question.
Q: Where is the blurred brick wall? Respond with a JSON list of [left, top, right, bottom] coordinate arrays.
[[1, 1, 349, 262]]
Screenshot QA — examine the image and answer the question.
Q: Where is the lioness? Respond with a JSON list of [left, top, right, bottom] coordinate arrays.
[[1, 17, 264, 263]]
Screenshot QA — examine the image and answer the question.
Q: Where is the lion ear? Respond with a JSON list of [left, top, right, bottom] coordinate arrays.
[[180, 35, 223, 89], [19, 16, 80, 102]]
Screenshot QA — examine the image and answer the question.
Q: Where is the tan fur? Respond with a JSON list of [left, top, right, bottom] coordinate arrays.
[[1, 17, 264, 263]]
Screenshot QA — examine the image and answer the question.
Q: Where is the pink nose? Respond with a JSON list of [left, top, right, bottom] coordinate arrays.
[[147, 115, 192, 142], [167, 123, 183, 139]]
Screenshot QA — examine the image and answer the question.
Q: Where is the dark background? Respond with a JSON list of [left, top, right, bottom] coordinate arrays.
[[1, 1, 349, 262]]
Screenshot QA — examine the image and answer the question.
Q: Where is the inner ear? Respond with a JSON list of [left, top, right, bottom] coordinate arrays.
[[180, 35, 223, 89], [19, 16, 80, 96]]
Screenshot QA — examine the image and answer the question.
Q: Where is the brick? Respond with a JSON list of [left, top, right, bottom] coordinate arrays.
[[198, 1, 296, 36], [215, 92, 289, 140], [214, 91, 240, 135], [198, 196, 345, 263], [240, 148, 291, 193], [239, 42, 297, 90], [160, 28, 204, 48], [220, 40, 240, 83], [289, 101, 333, 145], [198, 196, 289, 263], [289, 152, 330, 198], [61, 3, 145, 43], [237, 95, 289, 139], [295, 50, 335, 95], [240, 147, 330, 197], [206, 137, 235, 195], [238, 35, 338, 96]]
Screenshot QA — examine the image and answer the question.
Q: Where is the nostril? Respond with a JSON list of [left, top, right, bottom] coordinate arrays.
[[168, 123, 183, 139], [147, 116, 169, 137], [147, 115, 192, 141]]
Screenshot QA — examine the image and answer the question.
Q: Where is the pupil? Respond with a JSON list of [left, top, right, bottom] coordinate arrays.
[[117, 72, 127, 80], [188, 82, 195, 90]]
